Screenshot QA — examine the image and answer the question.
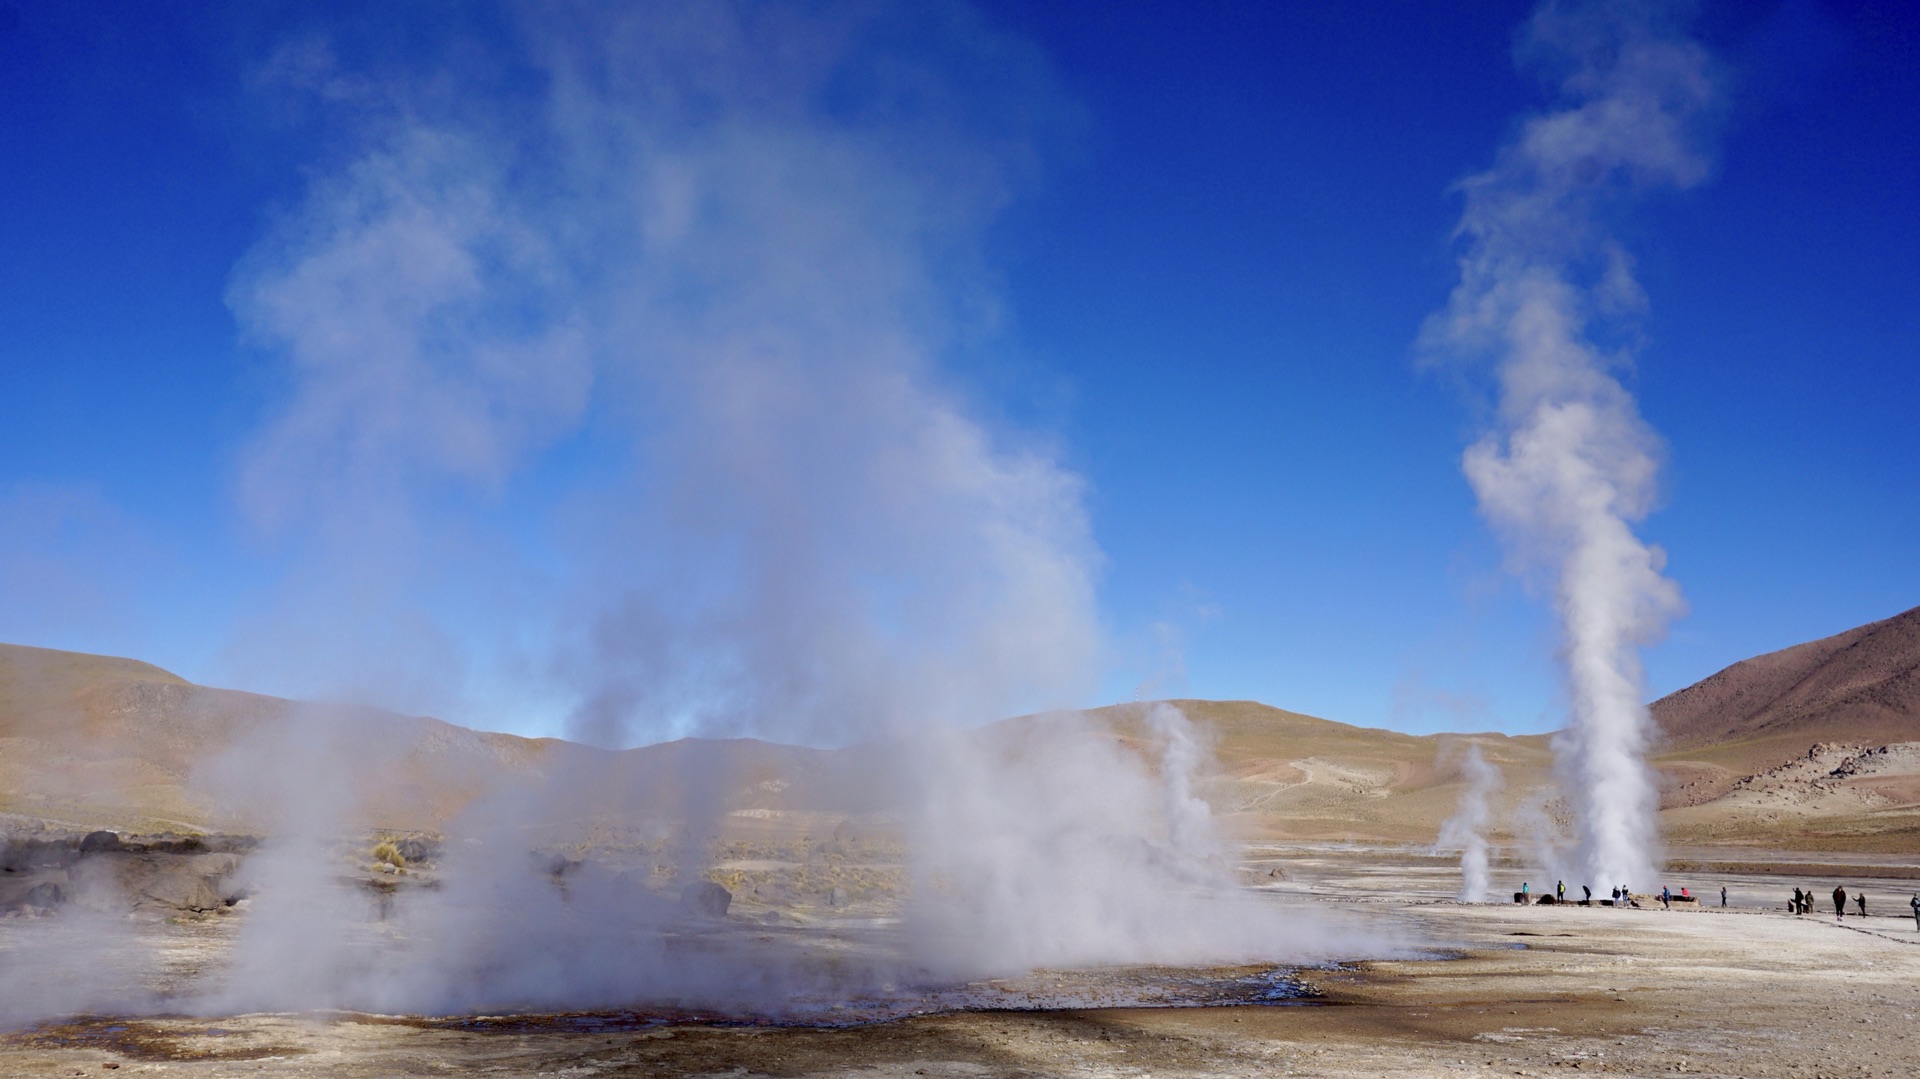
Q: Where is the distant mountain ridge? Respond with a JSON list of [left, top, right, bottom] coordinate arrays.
[[7, 606, 1920, 853], [1652, 605, 1920, 761], [0, 642, 1557, 843], [0, 642, 878, 838]]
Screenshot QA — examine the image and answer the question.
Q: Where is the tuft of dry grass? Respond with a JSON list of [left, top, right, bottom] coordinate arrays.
[[370, 840, 407, 868]]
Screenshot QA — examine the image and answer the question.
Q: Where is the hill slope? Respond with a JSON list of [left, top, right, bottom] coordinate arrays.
[[0, 643, 870, 838], [0, 644, 1557, 843], [9, 605, 1920, 854], [1652, 605, 1920, 762], [1645, 606, 1920, 851]]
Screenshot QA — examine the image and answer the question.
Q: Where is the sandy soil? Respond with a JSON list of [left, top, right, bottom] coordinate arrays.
[[4, 846, 1918, 1077]]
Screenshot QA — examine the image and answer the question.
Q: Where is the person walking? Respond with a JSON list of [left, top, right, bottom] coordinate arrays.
[[1661, 885, 1671, 910], [1910, 893, 1919, 931], [1720, 885, 1727, 908], [1833, 885, 1847, 919]]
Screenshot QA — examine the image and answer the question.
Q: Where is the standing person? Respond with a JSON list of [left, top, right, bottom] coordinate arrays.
[[1583, 884, 1592, 903], [1661, 885, 1671, 910], [1910, 894, 1919, 931], [1557, 880, 1565, 903], [1720, 885, 1727, 908], [1522, 882, 1530, 900], [1856, 892, 1866, 918], [1833, 885, 1847, 919], [1792, 886, 1803, 914]]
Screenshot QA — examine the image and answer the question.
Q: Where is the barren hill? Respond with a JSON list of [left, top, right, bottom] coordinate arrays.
[[9, 605, 1920, 854], [0, 643, 1558, 845], [0, 643, 869, 839], [1645, 606, 1920, 851], [1082, 700, 1556, 843], [1653, 605, 1920, 763]]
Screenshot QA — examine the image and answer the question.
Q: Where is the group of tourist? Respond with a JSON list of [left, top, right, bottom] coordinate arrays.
[[1518, 881, 1689, 908], [1785, 884, 1920, 928], [1518, 881, 1920, 928], [1785, 884, 1865, 917]]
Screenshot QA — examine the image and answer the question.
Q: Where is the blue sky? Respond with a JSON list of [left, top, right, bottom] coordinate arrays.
[[1, 0, 1914, 742]]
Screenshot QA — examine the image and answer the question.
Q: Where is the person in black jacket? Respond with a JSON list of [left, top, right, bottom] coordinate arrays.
[[1833, 885, 1848, 919]]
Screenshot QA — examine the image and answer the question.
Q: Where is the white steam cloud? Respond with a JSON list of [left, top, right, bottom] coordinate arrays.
[[1426, 0, 1717, 890], [1436, 743, 1503, 903], [0, 0, 1405, 1025], [228, 2, 1103, 741]]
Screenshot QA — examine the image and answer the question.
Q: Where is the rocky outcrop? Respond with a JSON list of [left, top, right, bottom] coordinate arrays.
[[0, 831, 254, 916]]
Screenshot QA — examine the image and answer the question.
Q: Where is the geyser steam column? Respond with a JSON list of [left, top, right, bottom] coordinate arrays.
[[1425, 1, 1718, 890]]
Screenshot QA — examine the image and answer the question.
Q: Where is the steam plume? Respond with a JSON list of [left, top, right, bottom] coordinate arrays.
[[1436, 743, 1503, 902], [85, 0, 1384, 1020], [1425, 0, 1716, 889], [227, 1, 1100, 742]]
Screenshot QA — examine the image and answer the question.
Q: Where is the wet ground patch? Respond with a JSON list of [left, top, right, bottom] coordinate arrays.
[[11, 1016, 312, 1062]]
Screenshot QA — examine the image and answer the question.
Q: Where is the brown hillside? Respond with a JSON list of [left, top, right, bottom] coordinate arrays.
[[11, 610, 1920, 854], [0, 643, 881, 838], [1651, 605, 1920, 775], [1068, 700, 1558, 844]]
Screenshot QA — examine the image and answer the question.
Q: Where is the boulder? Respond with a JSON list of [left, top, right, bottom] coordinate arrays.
[[79, 830, 121, 853], [681, 880, 732, 918], [0, 877, 66, 913]]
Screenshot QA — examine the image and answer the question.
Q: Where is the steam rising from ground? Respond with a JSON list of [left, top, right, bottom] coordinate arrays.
[[1436, 744, 1503, 903], [0, 1, 1396, 1026], [89, 702, 1374, 1021], [1426, 0, 1717, 890]]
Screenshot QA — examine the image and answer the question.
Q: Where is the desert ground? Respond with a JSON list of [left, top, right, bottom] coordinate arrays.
[[4, 843, 1918, 1078]]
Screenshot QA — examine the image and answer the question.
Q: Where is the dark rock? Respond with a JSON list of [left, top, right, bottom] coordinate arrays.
[[23, 881, 63, 910], [79, 830, 121, 853], [681, 880, 732, 918], [395, 837, 437, 864], [5, 839, 76, 870]]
